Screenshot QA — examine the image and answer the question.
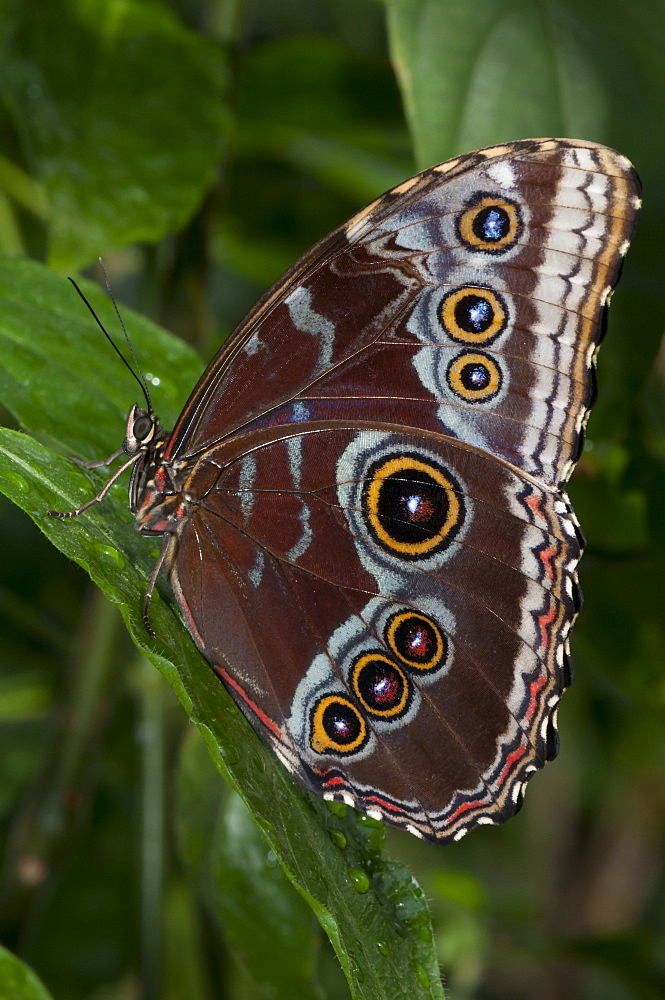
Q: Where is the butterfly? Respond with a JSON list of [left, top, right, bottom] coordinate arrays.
[[52, 139, 641, 842]]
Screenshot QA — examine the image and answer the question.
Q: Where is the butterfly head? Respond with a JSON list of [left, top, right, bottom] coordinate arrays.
[[124, 404, 159, 456]]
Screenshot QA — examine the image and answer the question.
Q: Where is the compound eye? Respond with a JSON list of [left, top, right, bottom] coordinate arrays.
[[133, 415, 154, 442]]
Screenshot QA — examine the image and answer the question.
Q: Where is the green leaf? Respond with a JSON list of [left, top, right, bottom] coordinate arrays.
[[176, 729, 322, 1000], [223, 35, 410, 289], [385, 0, 665, 168], [0, 0, 229, 269], [0, 944, 54, 1000], [0, 256, 444, 1000]]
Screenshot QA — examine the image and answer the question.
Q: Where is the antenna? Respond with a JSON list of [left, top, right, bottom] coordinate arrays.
[[68, 270, 152, 412], [97, 258, 152, 411]]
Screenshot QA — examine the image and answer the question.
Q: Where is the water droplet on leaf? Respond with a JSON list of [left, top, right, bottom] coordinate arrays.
[[329, 829, 347, 850], [347, 866, 370, 893]]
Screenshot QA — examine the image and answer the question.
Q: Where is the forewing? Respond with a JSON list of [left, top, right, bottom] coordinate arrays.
[[166, 139, 640, 490]]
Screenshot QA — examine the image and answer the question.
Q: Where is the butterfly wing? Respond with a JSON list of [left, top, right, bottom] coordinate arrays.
[[165, 138, 639, 488], [172, 421, 581, 841], [166, 139, 640, 841]]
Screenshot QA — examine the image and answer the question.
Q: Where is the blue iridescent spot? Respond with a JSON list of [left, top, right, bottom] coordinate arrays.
[[474, 206, 510, 242], [461, 362, 491, 391], [455, 293, 493, 333]]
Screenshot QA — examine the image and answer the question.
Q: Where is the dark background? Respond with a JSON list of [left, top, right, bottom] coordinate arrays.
[[0, 2, 663, 999]]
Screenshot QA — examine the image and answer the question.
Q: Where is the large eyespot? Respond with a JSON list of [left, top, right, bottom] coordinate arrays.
[[350, 653, 411, 719], [446, 351, 503, 403], [457, 194, 522, 254], [385, 611, 447, 673], [310, 695, 367, 755], [439, 287, 508, 345], [362, 453, 464, 559]]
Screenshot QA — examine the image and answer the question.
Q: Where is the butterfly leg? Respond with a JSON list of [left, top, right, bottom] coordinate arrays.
[[70, 446, 125, 469], [47, 451, 141, 519], [142, 535, 172, 637]]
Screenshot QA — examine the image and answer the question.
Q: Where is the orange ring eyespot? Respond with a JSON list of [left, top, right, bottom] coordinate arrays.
[[310, 695, 367, 755], [363, 453, 464, 560], [446, 351, 503, 403], [439, 286, 507, 345], [457, 195, 522, 254], [350, 653, 411, 718], [385, 611, 447, 673]]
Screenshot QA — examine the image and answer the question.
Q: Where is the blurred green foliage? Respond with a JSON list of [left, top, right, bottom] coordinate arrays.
[[0, 1, 663, 999]]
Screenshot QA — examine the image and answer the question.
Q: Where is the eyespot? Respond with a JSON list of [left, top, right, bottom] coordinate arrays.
[[385, 611, 447, 673], [439, 287, 508, 345], [457, 194, 522, 254], [362, 453, 464, 559], [350, 653, 411, 719], [446, 351, 503, 402], [310, 695, 367, 755]]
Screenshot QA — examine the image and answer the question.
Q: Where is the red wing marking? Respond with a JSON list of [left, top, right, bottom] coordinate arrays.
[[447, 797, 489, 824], [539, 544, 557, 580], [366, 794, 411, 815], [177, 590, 205, 646], [538, 602, 557, 649], [322, 775, 346, 788], [214, 664, 283, 740], [497, 744, 528, 785], [524, 673, 548, 723], [525, 493, 545, 520]]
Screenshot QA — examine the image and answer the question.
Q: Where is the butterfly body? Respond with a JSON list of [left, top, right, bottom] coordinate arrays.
[[86, 139, 641, 842]]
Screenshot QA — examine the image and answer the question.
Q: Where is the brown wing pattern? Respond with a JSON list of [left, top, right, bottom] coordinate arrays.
[[162, 139, 640, 841], [171, 423, 581, 840], [166, 139, 639, 488]]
